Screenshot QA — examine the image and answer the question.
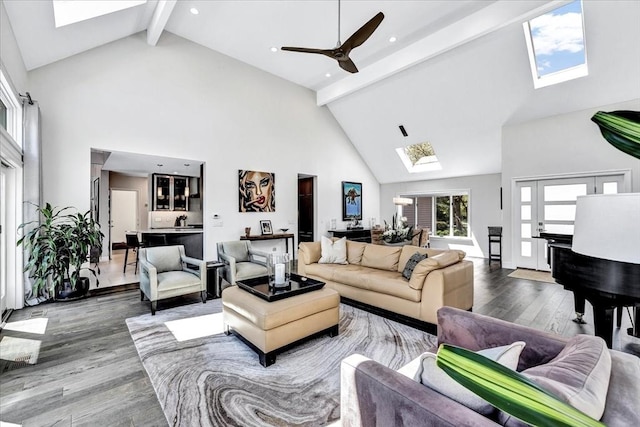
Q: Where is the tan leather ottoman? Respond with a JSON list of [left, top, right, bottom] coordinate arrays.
[[222, 286, 340, 367]]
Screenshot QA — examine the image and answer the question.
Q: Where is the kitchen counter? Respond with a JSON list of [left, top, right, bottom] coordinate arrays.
[[142, 228, 203, 234], [139, 229, 203, 258]]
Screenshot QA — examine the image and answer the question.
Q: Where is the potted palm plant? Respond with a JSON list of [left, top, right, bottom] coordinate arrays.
[[18, 203, 104, 300]]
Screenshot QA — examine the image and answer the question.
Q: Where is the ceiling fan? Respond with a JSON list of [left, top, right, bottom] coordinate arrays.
[[281, 0, 384, 74]]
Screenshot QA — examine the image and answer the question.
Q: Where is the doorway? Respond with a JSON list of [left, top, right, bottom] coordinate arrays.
[[110, 189, 139, 249], [298, 175, 315, 243], [514, 173, 627, 270]]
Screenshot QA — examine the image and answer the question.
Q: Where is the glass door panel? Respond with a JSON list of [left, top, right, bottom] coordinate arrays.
[[173, 176, 188, 211]]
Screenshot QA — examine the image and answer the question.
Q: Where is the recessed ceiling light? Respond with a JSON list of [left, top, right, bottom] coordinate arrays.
[[325, 73, 331, 78], [389, 36, 397, 43], [190, 8, 199, 15], [270, 47, 278, 52]]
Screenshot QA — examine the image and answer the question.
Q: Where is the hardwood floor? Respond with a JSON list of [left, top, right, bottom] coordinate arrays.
[[1, 258, 638, 426]]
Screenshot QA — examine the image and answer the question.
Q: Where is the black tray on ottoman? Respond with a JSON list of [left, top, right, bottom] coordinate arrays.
[[236, 273, 325, 302]]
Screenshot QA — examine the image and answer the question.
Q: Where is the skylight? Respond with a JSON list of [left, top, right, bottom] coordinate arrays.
[[523, 0, 588, 89], [53, 0, 147, 28], [396, 142, 442, 173]]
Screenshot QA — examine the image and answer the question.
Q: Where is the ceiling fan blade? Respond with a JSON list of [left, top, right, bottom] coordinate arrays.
[[339, 58, 359, 74], [281, 46, 334, 58], [341, 12, 384, 53]]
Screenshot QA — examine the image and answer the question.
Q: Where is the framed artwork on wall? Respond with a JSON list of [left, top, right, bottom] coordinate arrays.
[[342, 181, 362, 221], [260, 220, 273, 235], [239, 170, 276, 212]]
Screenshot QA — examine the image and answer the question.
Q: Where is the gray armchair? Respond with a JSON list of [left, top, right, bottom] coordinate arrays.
[[216, 241, 268, 285], [341, 306, 640, 427], [138, 245, 207, 315]]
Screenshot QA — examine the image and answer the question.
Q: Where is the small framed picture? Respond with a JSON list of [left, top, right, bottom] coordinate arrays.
[[260, 220, 273, 235]]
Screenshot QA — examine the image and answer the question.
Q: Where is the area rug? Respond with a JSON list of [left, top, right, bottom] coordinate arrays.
[[508, 268, 556, 284], [126, 300, 437, 427]]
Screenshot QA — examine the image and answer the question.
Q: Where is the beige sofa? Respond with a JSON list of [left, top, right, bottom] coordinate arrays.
[[297, 240, 474, 325]]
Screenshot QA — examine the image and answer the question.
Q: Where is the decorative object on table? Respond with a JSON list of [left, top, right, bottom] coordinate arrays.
[[174, 214, 188, 227], [18, 203, 104, 301], [347, 215, 361, 229], [279, 228, 289, 233], [342, 181, 362, 221], [260, 220, 273, 235], [436, 343, 605, 427], [238, 169, 275, 212], [381, 213, 414, 244], [244, 227, 251, 237], [590, 110, 640, 159], [267, 251, 291, 289], [330, 219, 337, 230]]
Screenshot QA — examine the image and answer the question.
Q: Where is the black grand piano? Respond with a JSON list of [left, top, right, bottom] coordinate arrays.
[[543, 232, 640, 348]]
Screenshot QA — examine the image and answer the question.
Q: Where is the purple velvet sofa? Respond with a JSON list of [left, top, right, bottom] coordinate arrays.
[[341, 306, 640, 427]]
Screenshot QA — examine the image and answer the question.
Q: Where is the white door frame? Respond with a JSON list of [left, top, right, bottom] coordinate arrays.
[[511, 169, 631, 271]]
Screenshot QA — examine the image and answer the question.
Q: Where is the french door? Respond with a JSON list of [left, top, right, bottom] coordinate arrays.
[[515, 174, 625, 271], [1, 164, 7, 315]]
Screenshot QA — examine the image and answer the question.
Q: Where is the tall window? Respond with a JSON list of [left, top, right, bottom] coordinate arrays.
[[400, 193, 469, 238]]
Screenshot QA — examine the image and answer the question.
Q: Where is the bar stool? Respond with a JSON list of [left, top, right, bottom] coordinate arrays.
[[488, 226, 502, 266], [123, 232, 144, 274]]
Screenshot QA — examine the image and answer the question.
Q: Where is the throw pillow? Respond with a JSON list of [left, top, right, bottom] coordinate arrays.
[[500, 334, 611, 426], [402, 252, 428, 280], [414, 341, 526, 416], [318, 236, 348, 264]]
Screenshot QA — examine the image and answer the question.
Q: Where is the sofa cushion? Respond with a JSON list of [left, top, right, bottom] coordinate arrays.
[[500, 334, 611, 426], [414, 342, 526, 416], [346, 240, 367, 265], [408, 258, 441, 290], [398, 245, 431, 273], [431, 251, 463, 267], [365, 270, 422, 302], [361, 244, 402, 271], [319, 236, 348, 264], [300, 241, 321, 264], [402, 252, 429, 280]]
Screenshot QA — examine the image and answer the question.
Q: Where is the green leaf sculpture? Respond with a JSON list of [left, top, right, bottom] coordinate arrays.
[[591, 110, 640, 159], [436, 344, 605, 427]]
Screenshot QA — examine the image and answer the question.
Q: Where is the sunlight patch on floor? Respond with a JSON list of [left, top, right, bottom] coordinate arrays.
[[164, 313, 225, 342], [3, 318, 49, 335], [0, 336, 42, 364]]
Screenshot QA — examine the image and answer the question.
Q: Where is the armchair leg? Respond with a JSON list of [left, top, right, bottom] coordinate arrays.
[[140, 290, 145, 301], [201, 290, 207, 303], [151, 301, 157, 315]]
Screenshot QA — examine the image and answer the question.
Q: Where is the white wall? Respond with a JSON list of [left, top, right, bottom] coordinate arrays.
[[501, 98, 640, 268], [27, 32, 379, 259], [380, 173, 502, 258], [0, 1, 27, 93]]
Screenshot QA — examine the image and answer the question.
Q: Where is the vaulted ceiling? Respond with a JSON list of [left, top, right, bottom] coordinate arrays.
[[4, 1, 640, 183]]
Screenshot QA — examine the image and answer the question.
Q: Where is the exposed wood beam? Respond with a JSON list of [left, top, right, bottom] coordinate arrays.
[[317, 0, 569, 106], [147, 0, 177, 46]]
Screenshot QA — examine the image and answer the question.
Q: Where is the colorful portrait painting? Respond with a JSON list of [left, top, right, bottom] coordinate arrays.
[[239, 170, 276, 212], [342, 181, 362, 220]]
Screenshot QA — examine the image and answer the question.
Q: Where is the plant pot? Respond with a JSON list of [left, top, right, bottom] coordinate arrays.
[[55, 277, 90, 301]]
